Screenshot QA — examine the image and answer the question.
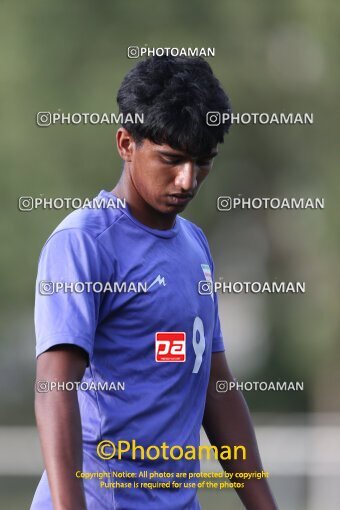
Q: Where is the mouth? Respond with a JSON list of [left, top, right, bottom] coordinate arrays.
[[168, 193, 194, 205]]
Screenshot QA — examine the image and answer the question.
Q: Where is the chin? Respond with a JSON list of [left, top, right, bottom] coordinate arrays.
[[160, 200, 186, 213]]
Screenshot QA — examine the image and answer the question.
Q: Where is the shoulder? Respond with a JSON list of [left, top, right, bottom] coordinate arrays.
[[53, 200, 124, 240], [178, 216, 210, 246], [39, 199, 126, 265], [178, 216, 212, 256]]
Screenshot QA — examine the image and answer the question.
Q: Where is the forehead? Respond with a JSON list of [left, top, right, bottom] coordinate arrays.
[[140, 139, 218, 159]]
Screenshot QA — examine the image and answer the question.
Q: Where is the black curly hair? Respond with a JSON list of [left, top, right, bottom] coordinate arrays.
[[117, 56, 232, 157]]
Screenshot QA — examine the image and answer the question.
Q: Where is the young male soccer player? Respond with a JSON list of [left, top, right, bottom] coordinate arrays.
[[31, 56, 278, 509]]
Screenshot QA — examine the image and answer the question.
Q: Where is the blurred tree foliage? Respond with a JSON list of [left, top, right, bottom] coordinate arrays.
[[0, 0, 339, 422]]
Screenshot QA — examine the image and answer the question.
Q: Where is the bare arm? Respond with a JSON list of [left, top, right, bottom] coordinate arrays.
[[203, 352, 278, 510], [35, 345, 88, 510]]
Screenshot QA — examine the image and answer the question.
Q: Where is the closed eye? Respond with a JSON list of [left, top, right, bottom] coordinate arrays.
[[162, 157, 183, 165], [197, 160, 212, 166]]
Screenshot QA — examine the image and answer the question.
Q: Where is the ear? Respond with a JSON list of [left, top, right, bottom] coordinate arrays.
[[116, 128, 136, 162]]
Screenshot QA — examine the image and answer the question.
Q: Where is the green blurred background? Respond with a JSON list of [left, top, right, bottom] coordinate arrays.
[[1, 0, 339, 508]]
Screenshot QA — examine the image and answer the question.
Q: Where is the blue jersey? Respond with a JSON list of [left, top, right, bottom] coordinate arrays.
[[31, 190, 225, 510]]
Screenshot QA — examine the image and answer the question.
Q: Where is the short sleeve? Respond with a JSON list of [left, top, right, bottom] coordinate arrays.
[[34, 228, 111, 359], [195, 225, 225, 353], [211, 289, 225, 353]]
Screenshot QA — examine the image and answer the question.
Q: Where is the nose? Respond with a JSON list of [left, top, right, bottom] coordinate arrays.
[[174, 162, 198, 192]]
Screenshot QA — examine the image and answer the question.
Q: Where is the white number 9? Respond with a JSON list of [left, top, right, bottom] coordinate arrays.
[[192, 316, 206, 373]]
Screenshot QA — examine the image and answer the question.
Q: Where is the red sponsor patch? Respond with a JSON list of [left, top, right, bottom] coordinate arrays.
[[155, 332, 186, 362]]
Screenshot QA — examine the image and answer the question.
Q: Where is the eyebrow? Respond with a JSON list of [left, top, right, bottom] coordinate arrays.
[[156, 150, 218, 159]]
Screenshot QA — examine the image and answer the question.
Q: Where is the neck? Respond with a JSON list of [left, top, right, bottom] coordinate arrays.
[[111, 171, 176, 230]]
